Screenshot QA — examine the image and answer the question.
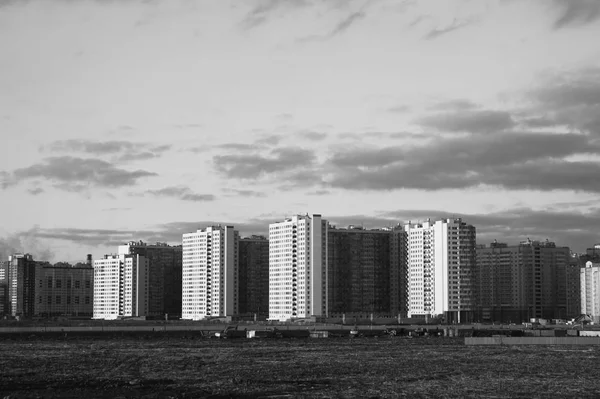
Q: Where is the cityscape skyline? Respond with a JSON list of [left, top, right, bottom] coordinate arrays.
[[1, 0, 600, 263]]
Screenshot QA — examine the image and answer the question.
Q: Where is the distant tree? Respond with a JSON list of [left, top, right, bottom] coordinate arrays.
[[53, 261, 72, 268], [73, 262, 87, 268]]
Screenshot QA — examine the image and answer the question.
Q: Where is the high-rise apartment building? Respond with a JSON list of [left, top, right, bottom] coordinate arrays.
[[475, 239, 573, 322], [5, 254, 93, 318], [581, 261, 600, 323], [182, 226, 239, 320], [238, 235, 269, 318], [328, 225, 400, 318], [404, 218, 476, 323], [390, 227, 409, 317], [93, 254, 149, 319], [0, 260, 7, 315], [269, 214, 327, 321], [118, 241, 182, 318]]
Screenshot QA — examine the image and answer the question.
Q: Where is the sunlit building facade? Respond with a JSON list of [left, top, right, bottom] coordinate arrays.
[[269, 214, 327, 321], [182, 226, 239, 320], [405, 218, 476, 323], [581, 261, 600, 323], [93, 254, 148, 319]]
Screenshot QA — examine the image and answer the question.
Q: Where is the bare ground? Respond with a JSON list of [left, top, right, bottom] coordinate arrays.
[[1, 336, 599, 398]]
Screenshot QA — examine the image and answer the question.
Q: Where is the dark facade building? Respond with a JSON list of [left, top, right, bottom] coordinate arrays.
[[238, 235, 269, 318], [327, 225, 405, 318], [475, 239, 574, 323], [4, 254, 94, 318], [0, 260, 8, 316], [118, 241, 182, 318]]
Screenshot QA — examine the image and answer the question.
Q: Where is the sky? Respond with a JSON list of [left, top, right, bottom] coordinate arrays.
[[1, 0, 600, 262]]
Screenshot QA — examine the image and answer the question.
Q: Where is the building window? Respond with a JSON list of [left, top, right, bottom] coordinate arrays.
[[67, 280, 72, 289], [75, 281, 80, 289], [56, 279, 62, 289], [75, 296, 80, 304], [47, 296, 52, 305], [66, 296, 71, 305], [47, 278, 53, 288], [85, 280, 91, 289], [85, 296, 90, 304]]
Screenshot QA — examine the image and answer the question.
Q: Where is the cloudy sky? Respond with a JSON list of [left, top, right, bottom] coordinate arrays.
[[1, 0, 600, 262]]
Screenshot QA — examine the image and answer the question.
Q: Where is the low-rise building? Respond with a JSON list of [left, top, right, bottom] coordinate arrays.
[[5, 254, 93, 318]]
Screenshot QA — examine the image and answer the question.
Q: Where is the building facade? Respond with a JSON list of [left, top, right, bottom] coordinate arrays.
[[0, 260, 7, 315], [269, 214, 327, 321], [5, 254, 93, 318], [238, 235, 269, 318], [404, 218, 476, 323], [475, 239, 573, 323], [118, 241, 182, 318], [182, 226, 239, 320], [93, 254, 148, 319], [327, 225, 397, 318], [581, 261, 600, 323]]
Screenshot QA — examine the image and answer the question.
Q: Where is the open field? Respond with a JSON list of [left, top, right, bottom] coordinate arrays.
[[1, 336, 600, 398]]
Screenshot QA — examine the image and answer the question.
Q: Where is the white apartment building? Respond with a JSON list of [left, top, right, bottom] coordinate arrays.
[[405, 218, 475, 323], [581, 261, 600, 323], [182, 225, 239, 320], [93, 254, 149, 320], [269, 214, 327, 321]]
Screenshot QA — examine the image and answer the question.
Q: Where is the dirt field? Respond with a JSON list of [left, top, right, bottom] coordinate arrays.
[[1, 335, 599, 398]]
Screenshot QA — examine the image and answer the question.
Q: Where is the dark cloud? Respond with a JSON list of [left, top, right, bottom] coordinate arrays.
[[142, 186, 215, 202], [325, 132, 600, 192], [428, 99, 478, 111], [27, 187, 44, 195], [296, 9, 366, 43], [339, 131, 426, 140], [379, 207, 600, 253], [408, 15, 427, 27], [25, 227, 160, 248], [43, 140, 172, 162], [222, 188, 267, 198], [2, 156, 157, 191], [533, 69, 600, 109], [239, 0, 311, 30], [424, 18, 474, 40], [213, 147, 315, 179], [551, 0, 600, 29], [187, 146, 211, 154], [0, 228, 55, 262], [519, 116, 558, 128], [217, 143, 262, 151], [299, 131, 327, 141], [12, 207, 600, 255], [527, 68, 600, 134], [255, 135, 282, 146], [416, 109, 515, 133], [307, 189, 331, 196], [44, 140, 135, 154], [330, 11, 365, 35]]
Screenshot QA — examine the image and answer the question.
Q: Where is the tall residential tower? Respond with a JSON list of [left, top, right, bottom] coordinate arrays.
[[269, 214, 327, 321], [405, 218, 476, 323], [182, 226, 239, 320]]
